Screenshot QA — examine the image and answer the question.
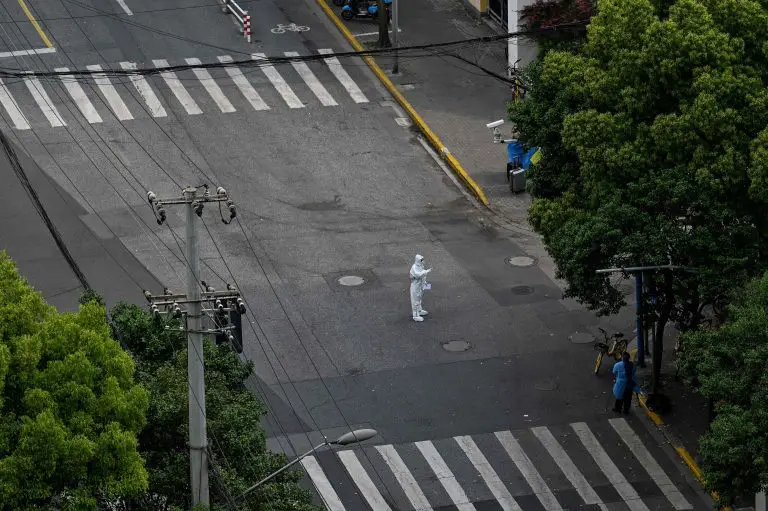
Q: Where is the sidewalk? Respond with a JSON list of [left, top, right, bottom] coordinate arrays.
[[352, 0, 532, 226], [0, 133, 161, 311]]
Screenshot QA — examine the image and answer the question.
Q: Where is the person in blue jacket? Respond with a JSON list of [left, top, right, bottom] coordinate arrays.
[[612, 351, 640, 414]]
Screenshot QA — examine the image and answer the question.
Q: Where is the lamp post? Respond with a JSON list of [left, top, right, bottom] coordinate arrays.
[[236, 428, 378, 501]]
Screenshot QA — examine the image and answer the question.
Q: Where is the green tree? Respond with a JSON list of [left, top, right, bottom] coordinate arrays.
[[678, 273, 768, 505], [0, 252, 149, 510], [510, 0, 768, 394], [109, 303, 318, 511]]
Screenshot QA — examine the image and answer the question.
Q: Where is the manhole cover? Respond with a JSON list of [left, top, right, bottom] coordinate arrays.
[[535, 380, 559, 391], [506, 256, 536, 267], [511, 285, 534, 295], [569, 332, 594, 344], [442, 340, 471, 352], [338, 275, 365, 287]]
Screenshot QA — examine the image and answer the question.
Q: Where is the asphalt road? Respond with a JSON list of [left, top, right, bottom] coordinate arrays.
[[0, 0, 713, 509]]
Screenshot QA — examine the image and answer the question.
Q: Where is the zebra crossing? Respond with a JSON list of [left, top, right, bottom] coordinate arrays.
[[300, 418, 704, 510], [0, 49, 369, 130]]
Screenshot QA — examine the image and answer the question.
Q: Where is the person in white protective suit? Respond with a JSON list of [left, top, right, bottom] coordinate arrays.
[[409, 254, 432, 322]]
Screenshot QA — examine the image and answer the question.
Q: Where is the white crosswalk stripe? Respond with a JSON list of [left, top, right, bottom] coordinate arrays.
[[86, 64, 133, 120], [23, 77, 65, 127], [185, 57, 236, 113], [610, 418, 693, 510], [120, 62, 167, 118], [318, 49, 369, 103], [252, 53, 304, 109], [0, 79, 29, 129], [375, 444, 432, 511], [153, 59, 202, 115], [55, 68, 102, 124], [217, 55, 269, 111], [455, 435, 522, 511], [285, 51, 338, 106], [296, 420, 699, 511], [301, 456, 346, 511], [338, 450, 392, 510], [496, 430, 563, 511], [531, 426, 608, 511], [571, 422, 651, 511], [416, 440, 476, 511]]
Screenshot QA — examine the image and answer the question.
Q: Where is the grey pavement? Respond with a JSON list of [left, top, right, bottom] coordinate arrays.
[[0, 0, 713, 508]]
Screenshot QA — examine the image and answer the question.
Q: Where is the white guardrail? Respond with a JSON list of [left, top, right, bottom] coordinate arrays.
[[221, 0, 252, 43]]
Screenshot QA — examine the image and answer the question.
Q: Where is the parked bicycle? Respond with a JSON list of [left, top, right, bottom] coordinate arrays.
[[593, 328, 628, 375]]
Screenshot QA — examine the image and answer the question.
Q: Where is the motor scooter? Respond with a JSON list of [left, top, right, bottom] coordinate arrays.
[[341, 0, 391, 20]]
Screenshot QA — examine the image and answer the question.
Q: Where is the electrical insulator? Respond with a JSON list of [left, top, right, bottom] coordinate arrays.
[[193, 200, 204, 217], [147, 191, 156, 203], [204, 187, 210, 200], [236, 297, 246, 314], [228, 201, 236, 219], [217, 186, 226, 196], [215, 299, 224, 313], [172, 302, 182, 318], [157, 204, 166, 225], [150, 304, 160, 316], [143, 289, 152, 302]]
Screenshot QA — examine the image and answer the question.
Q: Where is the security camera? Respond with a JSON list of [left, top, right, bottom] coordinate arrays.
[[486, 119, 505, 129]]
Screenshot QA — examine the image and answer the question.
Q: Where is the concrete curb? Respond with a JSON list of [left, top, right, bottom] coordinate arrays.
[[637, 396, 731, 510], [313, 0, 490, 206]]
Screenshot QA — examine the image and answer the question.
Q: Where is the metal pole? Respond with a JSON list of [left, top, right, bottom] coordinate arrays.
[[185, 187, 209, 507], [635, 272, 645, 367], [237, 441, 329, 500], [392, 0, 399, 73]]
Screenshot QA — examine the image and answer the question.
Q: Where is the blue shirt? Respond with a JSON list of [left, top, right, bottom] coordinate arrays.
[[612, 360, 639, 398]]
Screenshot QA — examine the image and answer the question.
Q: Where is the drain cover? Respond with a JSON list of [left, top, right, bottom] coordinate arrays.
[[442, 340, 471, 352], [506, 256, 536, 267], [338, 275, 365, 287], [511, 285, 534, 295]]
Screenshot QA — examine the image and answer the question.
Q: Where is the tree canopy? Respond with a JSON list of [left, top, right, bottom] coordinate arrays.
[[0, 252, 149, 510], [509, 0, 768, 391], [109, 302, 319, 511], [678, 273, 768, 505]]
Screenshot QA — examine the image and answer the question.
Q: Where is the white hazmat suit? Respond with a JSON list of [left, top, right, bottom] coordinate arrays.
[[409, 254, 432, 322]]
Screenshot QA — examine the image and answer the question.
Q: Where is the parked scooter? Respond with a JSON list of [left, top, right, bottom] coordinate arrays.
[[341, 0, 391, 20]]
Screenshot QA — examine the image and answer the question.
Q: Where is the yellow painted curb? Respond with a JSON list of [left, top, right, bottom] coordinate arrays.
[[314, 0, 490, 206], [638, 396, 731, 510]]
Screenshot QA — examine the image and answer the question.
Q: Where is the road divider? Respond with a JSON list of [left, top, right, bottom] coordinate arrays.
[[314, 0, 489, 206], [220, 0, 252, 43]]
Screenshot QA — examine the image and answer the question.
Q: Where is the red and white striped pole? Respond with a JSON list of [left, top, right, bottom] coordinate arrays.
[[243, 14, 251, 43]]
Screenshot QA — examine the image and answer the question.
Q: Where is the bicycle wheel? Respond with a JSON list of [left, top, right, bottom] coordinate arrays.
[[296, 25, 310, 31], [594, 352, 604, 375], [271, 28, 286, 34]]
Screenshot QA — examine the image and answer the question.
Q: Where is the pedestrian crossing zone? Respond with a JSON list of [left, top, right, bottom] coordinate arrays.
[[0, 49, 369, 130], [300, 418, 707, 510]]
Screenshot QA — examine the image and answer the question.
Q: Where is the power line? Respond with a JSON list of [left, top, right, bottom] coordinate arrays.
[[0, 21, 587, 79]]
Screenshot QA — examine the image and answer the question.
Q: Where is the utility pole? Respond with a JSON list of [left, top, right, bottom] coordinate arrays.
[[377, 0, 391, 48], [145, 184, 242, 508], [391, 0, 399, 73]]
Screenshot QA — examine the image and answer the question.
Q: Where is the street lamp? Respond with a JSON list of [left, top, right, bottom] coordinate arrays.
[[235, 428, 378, 501]]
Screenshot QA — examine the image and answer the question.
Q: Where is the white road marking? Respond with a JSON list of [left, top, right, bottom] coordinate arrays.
[[353, 28, 403, 37], [415, 440, 476, 511], [495, 431, 563, 511], [185, 57, 236, 113], [531, 427, 608, 511], [0, 47, 56, 59], [338, 450, 392, 510], [318, 49, 368, 103], [55, 68, 102, 123], [116, 0, 133, 15], [375, 445, 432, 511], [0, 79, 29, 129], [120, 62, 167, 117], [455, 435, 522, 511], [571, 422, 650, 511], [284, 51, 337, 106], [85, 64, 133, 120], [23, 77, 65, 127], [609, 419, 693, 510], [300, 456, 346, 511], [153, 59, 202, 115], [252, 53, 303, 109], [217, 55, 269, 111]]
